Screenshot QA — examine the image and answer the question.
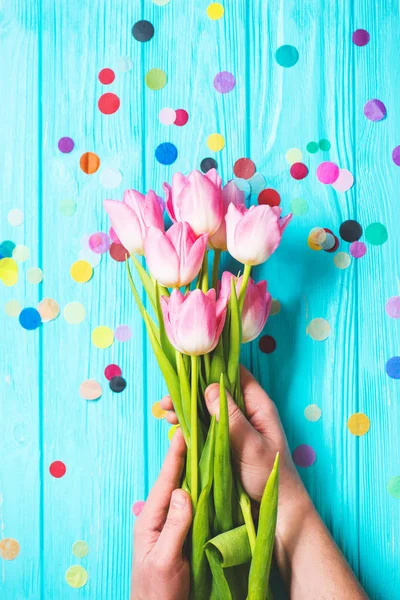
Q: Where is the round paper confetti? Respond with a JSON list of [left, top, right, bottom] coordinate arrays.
[[290, 197, 308, 216], [8, 209, 24, 227], [318, 139, 331, 151], [258, 335, 276, 354], [334, 252, 351, 269], [0, 538, 20, 561], [306, 141, 319, 154], [37, 298, 60, 322], [58, 137, 75, 153], [307, 318, 330, 341], [155, 142, 178, 165], [145, 68, 167, 90], [304, 404, 322, 422], [285, 148, 303, 165], [89, 232, 110, 254], [207, 2, 224, 19], [213, 71, 235, 93], [99, 168, 122, 189], [79, 247, 101, 268], [70, 260, 93, 283], [104, 364, 122, 380], [320, 233, 336, 251], [59, 198, 77, 216], [350, 241, 367, 258], [0, 258, 18, 287], [309, 228, 324, 251], [364, 99, 386, 121], [0, 240, 16, 257], [339, 220, 363, 242], [233, 158, 256, 179], [80, 152, 100, 174], [116, 56, 133, 72], [386, 356, 400, 379], [200, 157, 218, 173], [387, 476, 400, 499], [347, 413, 370, 436], [132, 20, 154, 42], [316, 161, 339, 184], [72, 541, 89, 559], [5, 299, 22, 317], [92, 326, 114, 349], [392, 146, 400, 166], [152, 401, 167, 419], [352, 29, 370, 46], [12, 245, 30, 262], [269, 299, 281, 316], [258, 188, 280, 207], [133, 500, 146, 516], [292, 444, 316, 467], [365, 222, 388, 245], [98, 93, 120, 115], [332, 168, 354, 192], [159, 107, 176, 125], [109, 375, 127, 393], [115, 325, 132, 342], [63, 302, 86, 324], [49, 460, 66, 478], [19, 307, 41, 330], [174, 109, 189, 126], [27, 267, 44, 285], [207, 133, 225, 152], [248, 173, 265, 195], [98, 68, 115, 84], [109, 243, 128, 262], [65, 565, 88, 589], [386, 296, 400, 319], [168, 424, 180, 441], [275, 45, 299, 68], [79, 379, 103, 400], [290, 163, 308, 180]]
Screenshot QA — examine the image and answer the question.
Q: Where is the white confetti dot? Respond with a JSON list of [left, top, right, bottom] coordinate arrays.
[[307, 318, 331, 341], [116, 56, 133, 72], [99, 168, 123, 189], [159, 107, 176, 126], [12, 245, 30, 262], [304, 404, 322, 422], [27, 267, 44, 284], [285, 148, 303, 165], [8, 209, 24, 227], [79, 247, 102, 268]]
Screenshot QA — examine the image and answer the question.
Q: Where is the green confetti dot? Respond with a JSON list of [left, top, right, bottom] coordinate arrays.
[[59, 199, 77, 217], [306, 141, 319, 154], [275, 45, 299, 68], [65, 565, 88, 588], [388, 476, 400, 498], [290, 197, 309, 216], [72, 540, 89, 558], [365, 222, 388, 245], [319, 139, 331, 151], [145, 68, 167, 90]]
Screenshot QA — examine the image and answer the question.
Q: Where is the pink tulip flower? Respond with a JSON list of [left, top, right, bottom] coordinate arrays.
[[161, 289, 227, 355], [163, 169, 224, 236], [220, 271, 272, 343], [226, 203, 292, 265], [144, 222, 208, 288], [104, 189, 164, 256], [209, 180, 245, 250]]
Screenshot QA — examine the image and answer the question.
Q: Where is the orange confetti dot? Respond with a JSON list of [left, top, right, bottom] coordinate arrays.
[[0, 538, 20, 561], [80, 152, 100, 174], [152, 401, 167, 419]]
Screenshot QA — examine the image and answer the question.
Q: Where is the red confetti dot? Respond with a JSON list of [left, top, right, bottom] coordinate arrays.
[[98, 68, 115, 85], [174, 109, 189, 126], [290, 162, 309, 180], [49, 461, 66, 478], [233, 158, 256, 179], [258, 335, 276, 354], [98, 93, 120, 115], [104, 364, 122, 380], [109, 243, 129, 262], [258, 188, 281, 207]]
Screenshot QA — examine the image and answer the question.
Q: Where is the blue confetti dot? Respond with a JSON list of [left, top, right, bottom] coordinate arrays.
[[155, 142, 178, 165], [0, 240, 16, 258], [386, 356, 400, 379], [19, 307, 42, 330], [275, 45, 299, 68]]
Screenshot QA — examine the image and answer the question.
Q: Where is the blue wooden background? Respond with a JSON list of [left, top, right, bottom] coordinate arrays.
[[1, 0, 400, 598]]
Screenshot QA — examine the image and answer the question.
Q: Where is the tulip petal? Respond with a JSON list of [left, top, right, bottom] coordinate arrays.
[[104, 199, 143, 255], [234, 205, 282, 265], [178, 171, 223, 236], [175, 290, 217, 355], [222, 180, 245, 208], [219, 271, 234, 300], [163, 182, 176, 222], [226, 203, 247, 257], [143, 190, 165, 231], [144, 227, 180, 287], [180, 233, 208, 287], [205, 168, 222, 189]]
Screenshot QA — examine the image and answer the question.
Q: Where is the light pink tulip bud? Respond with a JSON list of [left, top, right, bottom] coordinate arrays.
[[209, 180, 245, 250], [163, 169, 224, 236], [104, 189, 164, 256], [220, 271, 272, 342], [225, 203, 292, 265], [144, 222, 208, 288], [160, 289, 227, 356]]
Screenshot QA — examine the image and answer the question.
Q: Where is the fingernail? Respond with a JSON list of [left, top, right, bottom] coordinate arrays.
[[205, 384, 219, 403], [171, 490, 187, 508]]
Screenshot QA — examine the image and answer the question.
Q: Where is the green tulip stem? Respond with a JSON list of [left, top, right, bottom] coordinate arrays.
[[211, 249, 221, 290], [201, 251, 209, 293], [238, 263, 252, 312], [191, 354, 199, 511]]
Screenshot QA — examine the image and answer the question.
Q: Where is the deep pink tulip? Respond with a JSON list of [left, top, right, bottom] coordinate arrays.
[[209, 180, 245, 250], [104, 189, 164, 256], [161, 289, 227, 355], [144, 222, 208, 288], [220, 271, 272, 342], [226, 203, 292, 265], [163, 169, 223, 236]]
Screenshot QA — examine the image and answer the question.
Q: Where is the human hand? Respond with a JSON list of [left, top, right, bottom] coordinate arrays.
[[131, 429, 192, 600]]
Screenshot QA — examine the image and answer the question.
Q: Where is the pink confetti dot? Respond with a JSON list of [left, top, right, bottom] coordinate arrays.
[[89, 232, 111, 254], [132, 500, 145, 516], [350, 241, 367, 258], [115, 325, 132, 342], [174, 109, 189, 126], [290, 162, 309, 180], [332, 168, 354, 192], [104, 364, 122, 380], [385, 296, 400, 319], [316, 161, 340, 184]]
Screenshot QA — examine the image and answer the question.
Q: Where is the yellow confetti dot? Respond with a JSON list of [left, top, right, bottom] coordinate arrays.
[[72, 540, 89, 558], [152, 401, 167, 419], [12, 245, 30, 262], [307, 318, 331, 341], [65, 565, 89, 589], [0, 258, 18, 287], [79, 379, 103, 401], [270, 299, 281, 316], [207, 2, 224, 19], [70, 260, 93, 283], [285, 147, 303, 165], [63, 302, 86, 325], [91, 326, 114, 349], [347, 412, 370, 436], [304, 404, 322, 422], [0, 538, 20, 561], [27, 267, 44, 285], [168, 424, 180, 441], [37, 298, 60, 322], [5, 299, 22, 317], [207, 133, 225, 152], [334, 252, 351, 270]]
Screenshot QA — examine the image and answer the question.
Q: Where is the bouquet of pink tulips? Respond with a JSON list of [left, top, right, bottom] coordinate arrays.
[[105, 169, 291, 599]]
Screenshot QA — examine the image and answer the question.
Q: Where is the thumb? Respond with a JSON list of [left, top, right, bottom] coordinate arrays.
[[154, 489, 192, 564]]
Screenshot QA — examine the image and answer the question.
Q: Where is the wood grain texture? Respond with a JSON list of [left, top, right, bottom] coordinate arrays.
[[1, 1, 399, 598]]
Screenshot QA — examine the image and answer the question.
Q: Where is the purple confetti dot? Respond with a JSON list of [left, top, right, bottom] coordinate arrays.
[[292, 444, 316, 468], [352, 29, 370, 46], [349, 241, 367, 258], [58, 137, 75, 153], [213, 71, 236, 94], [115, 325, 132, 342], [386, 356, 400, 379], [88, 232, 110, 254], [385, 296, 400, 319], [392, 146, 400, 166], [364, 99, 386, 122]]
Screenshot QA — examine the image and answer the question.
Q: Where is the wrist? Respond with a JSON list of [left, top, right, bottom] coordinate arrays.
[[276, 466, 313, 539]]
